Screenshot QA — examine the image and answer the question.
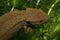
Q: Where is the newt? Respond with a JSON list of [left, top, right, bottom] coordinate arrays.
[[0, 8, 49, 40]]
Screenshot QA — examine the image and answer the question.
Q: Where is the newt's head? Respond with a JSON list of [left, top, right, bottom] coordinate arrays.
[[25, 8, 49, 24], [23, 8, 49, 34]]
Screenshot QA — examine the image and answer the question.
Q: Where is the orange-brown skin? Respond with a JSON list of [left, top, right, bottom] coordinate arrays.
[[0, 8, 49, 40]]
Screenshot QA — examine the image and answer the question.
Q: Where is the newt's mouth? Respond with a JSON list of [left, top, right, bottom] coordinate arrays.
[[26, 19, 46, 25], [26, 20, 47, 29]]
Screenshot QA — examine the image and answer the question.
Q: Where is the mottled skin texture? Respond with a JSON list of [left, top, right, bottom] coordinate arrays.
[[0, 8, 49, 40]]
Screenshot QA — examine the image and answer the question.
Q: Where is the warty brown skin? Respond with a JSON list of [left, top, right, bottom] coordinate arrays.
[[0, 8, 49, 40]]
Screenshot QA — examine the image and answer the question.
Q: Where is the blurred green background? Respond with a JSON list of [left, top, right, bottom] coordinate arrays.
[[0, 0, 60, 40]]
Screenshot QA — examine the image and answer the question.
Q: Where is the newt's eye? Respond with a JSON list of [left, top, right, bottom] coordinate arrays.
[[26, 21, 31, 24], [39, 20, 44, 23]]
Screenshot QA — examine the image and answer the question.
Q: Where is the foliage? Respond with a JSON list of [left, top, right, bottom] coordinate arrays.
[[0, 0, 60, 40]]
